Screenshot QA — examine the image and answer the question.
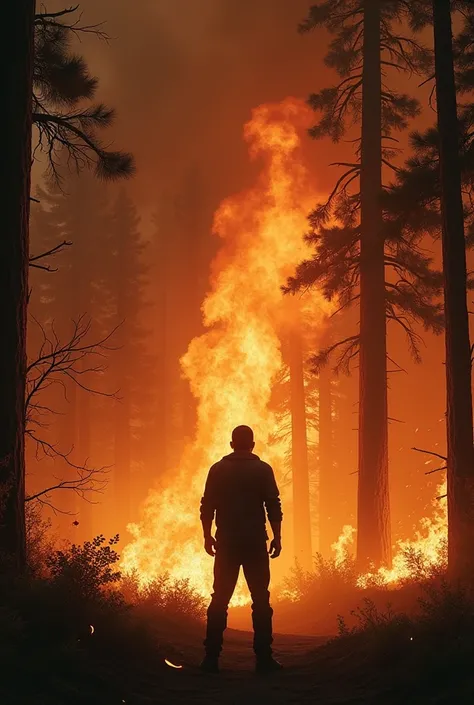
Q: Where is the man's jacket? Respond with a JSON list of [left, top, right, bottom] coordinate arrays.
[[200, 451, 282, 542]]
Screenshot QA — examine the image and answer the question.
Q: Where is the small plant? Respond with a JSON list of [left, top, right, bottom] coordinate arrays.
[[278, 552, 358, 602], [122, 572, 206, 623], [46, 534, 123, 606]]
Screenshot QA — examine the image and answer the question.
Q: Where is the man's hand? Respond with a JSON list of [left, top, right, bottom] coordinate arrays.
[[204, 535, 217, 557], [269, 537, 282, 559]]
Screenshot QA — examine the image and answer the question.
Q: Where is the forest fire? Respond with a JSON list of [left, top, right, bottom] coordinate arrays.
[[120, 98, 331, 601], [120, 98, 449, 601], [356, 483, 448, 588]]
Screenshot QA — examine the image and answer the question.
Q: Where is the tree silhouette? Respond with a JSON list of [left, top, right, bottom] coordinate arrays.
[[106, 191, 154, 533], [394, 1, 474, 578], [0, 3, 134, 569], [29, 171, 114, 536], [286, 1, 443, 568], [1, 0, 36, 570], [33, 6, 134, 181]]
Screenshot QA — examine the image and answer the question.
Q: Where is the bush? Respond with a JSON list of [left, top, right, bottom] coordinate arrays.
[[46, 533, 123, 607], [122, 572, 206, 625], [277, 552, 358, 603]]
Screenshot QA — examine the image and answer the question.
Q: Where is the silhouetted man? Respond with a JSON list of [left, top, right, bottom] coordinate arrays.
[[200, 425, 283, 674]]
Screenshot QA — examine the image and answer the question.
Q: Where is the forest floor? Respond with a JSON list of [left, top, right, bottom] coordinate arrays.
[[128, 621, 474, 705]]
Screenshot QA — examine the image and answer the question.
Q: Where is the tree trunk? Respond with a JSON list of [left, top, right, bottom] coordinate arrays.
[[357, 0, 391, 568], [0, 1, 35, 570], [288, 329, 312, 570], [433, 0, 474, 580], [77, 379, 93, 539], [114, 378, 132, 532], [318, 365, 334, 556], [59, 378, 80, 533]]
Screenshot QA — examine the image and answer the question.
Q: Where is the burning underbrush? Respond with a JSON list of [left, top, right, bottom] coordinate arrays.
[[267, 545, 448, 636]]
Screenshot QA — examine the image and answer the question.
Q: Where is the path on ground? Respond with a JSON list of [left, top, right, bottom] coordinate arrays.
[[151, 628, 397, 705]]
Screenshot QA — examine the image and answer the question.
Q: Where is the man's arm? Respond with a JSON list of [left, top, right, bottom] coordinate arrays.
[[200, 464, 218, 556], [262, 463, 283, 558]]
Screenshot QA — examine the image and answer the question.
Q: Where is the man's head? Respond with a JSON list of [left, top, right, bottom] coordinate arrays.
[[230, 425, 255, 452]]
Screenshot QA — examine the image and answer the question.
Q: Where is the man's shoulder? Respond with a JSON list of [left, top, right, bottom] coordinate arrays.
[[257, 459, 273, 474], [209, 457, 229, 473]]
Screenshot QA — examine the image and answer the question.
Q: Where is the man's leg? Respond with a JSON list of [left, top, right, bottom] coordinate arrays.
[[242, 542, 274, 659], [204, 542, 240, 659]]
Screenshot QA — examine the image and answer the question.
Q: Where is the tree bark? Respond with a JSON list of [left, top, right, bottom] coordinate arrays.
[[318, 365, 334, 556], [288, 328, 312, 570], [433, 0, 474, 580], [0, 0, 35, 570], [357, 0, 391, 568]]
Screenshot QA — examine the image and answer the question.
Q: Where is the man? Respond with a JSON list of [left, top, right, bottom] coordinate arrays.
[[199, 424, 283, 674]]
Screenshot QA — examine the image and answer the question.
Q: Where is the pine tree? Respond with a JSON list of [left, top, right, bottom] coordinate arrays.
[[382, 3, 474, 577], [288, 325, 313, 570], [286, 1, 443, 568], [28, 170, 112, 537], [432, 0, 474, 581], [317, 362, 334, 556], [1, 3, 133, 569], [107, 192, 153, 535], [400, 1, 474, 578], [270, 328, 320, 566]]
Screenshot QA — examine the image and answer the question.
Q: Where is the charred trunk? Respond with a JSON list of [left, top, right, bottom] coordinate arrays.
[[0, 1, 35, 570], [288, 328, 312, 570], [357, 0, 391, 568], [433, 0, 474, 580]]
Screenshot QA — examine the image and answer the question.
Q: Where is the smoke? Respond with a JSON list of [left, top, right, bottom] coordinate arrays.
[[45, 0, 332, 211]]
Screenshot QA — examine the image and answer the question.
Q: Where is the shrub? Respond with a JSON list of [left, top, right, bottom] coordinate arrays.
[[46, 534, 123, 605], [122, 572, 206, 624], [277, 552, 358, 603]]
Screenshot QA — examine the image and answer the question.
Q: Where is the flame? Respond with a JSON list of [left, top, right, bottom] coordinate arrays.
[[331, 525, 356, 568], [331, 482, 448, 587], [120, 98, 331, 602], [165, 659, 183, 669]]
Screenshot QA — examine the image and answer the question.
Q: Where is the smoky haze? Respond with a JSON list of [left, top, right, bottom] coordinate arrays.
[[32, 1, 449, 565], [45, 0, 334, 210]]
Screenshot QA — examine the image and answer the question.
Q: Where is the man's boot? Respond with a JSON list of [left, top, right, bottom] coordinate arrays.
[[200, 654, 220, 674], [255, 654, 283, 674]]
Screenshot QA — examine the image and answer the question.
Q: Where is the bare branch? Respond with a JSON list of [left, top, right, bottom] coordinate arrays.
[[412, 446, 447, 462]]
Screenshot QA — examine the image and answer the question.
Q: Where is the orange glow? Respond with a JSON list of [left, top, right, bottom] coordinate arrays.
[[120, 98, 332, 602], [331, 482, 447, 587], [331, 525, 356, 568]]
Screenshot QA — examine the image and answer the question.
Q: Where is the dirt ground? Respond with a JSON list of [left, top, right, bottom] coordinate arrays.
[[139, 625, 473, 705]]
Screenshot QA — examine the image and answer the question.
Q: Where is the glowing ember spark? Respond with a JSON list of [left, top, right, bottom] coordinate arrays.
[[165, 659, 183, 669], [120, 98, 331, 601]]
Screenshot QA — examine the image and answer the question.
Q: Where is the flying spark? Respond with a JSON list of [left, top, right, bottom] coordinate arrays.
[[165, 659, 183, 669]]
